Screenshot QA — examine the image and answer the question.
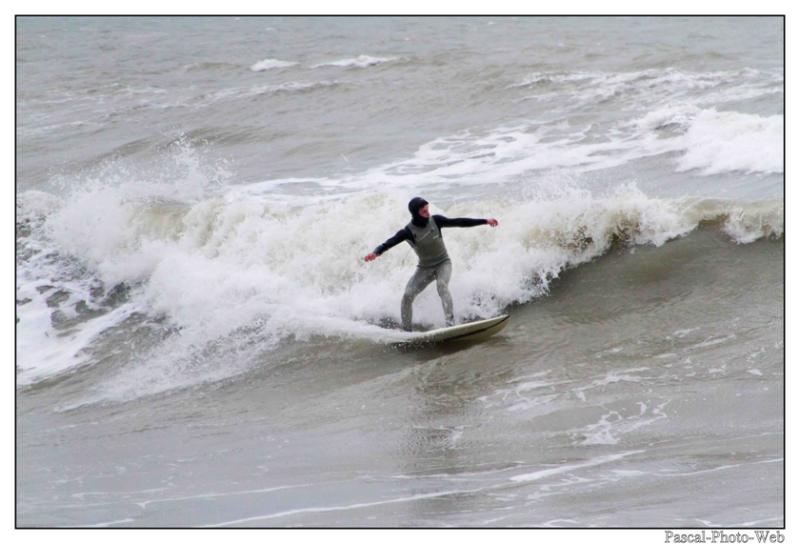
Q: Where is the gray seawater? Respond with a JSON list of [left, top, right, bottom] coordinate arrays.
[[17, 16, 783, 527]]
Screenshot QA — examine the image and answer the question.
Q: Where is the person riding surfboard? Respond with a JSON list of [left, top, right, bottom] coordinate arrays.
[[364, 197, 498, 331]]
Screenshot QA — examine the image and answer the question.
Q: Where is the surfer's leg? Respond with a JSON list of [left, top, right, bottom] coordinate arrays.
[[435, 260, 454, 326], [401, 267, 435, 331]]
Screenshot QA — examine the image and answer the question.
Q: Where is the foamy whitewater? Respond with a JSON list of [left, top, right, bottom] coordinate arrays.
[[17, 16, 783, 527]]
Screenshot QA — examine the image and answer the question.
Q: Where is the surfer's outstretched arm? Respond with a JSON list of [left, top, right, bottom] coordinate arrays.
[[434, 215, 499, 228], [364, 228, 411, 262]]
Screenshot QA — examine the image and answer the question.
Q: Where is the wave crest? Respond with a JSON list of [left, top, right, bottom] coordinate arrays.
[[249, 58, 298, 71], [312, 55, 398, 69]]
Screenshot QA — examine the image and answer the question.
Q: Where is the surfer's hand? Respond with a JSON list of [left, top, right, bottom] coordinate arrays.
[[487, 218, 499, 227], [364, 252, 378, 262]]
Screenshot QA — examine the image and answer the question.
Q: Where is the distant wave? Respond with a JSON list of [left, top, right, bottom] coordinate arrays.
[[198, 80, 344, 104], [184, 61, 242, 73], [510, 67, 773, 91], [312, 55, 397, 69], [266, 80, 343, 94], [249, 58, 298, 72], [510, 67, 783, 117]]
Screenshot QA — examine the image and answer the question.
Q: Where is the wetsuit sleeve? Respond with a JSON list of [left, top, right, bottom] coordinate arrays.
[[374, 228, 411, 255], [433, 215, 488, 228]]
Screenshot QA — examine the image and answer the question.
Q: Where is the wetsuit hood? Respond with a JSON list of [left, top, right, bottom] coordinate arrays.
[[408, 197, 429, 227]]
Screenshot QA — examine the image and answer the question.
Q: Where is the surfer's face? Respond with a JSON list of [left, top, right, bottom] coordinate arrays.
[[419, 204, 430, 218]]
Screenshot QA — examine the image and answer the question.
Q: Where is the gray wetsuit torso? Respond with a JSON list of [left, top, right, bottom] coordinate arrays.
[[406, 219, 450, 268]]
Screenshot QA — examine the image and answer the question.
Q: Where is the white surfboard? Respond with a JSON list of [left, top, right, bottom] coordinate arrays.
[[395, 314, 510, 347]]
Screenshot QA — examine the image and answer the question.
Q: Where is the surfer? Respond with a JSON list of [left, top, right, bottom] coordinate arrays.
[[364, 197, 498, 331]]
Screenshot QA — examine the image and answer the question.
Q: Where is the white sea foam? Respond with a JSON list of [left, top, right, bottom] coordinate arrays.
[[16, 292, 138, 385], [572, 402, 670, 446], [621, 105, 783, 176], [510, 450, 644, 482], [676, 109, 783, 175]]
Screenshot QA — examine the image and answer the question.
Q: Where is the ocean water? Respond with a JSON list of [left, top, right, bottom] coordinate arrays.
[[16, 16, 783, 527]]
